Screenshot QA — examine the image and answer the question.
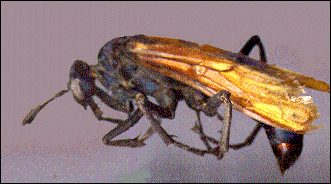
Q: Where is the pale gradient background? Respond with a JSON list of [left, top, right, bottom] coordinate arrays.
[[2, 2, 330, 182]]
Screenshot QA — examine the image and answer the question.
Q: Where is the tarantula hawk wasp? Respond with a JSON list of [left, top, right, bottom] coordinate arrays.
[[23, 35, 330, 174]]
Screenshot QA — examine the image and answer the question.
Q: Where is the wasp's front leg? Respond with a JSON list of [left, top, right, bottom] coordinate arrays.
[[101, 109, 148, 147], [74, 89, 149, 147], [69, 60, 153, 147], [90, 87, 160, 147]]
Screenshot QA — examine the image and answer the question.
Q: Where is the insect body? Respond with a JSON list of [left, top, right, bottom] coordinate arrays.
[[129, 36, 329, 133], [23, 35, 330, 173]]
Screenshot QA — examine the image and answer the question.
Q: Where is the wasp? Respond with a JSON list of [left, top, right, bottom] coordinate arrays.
[[23, 35, 330, 174]]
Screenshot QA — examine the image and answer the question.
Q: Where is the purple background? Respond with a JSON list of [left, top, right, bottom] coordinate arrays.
[[2, 2, 330, 182]]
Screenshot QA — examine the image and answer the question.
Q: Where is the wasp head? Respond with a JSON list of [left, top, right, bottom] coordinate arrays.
[[68, 60, 96, 109]]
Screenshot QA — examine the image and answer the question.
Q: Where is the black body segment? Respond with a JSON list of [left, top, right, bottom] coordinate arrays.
[[22, 35, 329, 174]]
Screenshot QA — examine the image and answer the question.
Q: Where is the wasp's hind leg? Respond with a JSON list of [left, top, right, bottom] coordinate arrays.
[[239, 35, 267, 63], [200, 91, 232, 159], [191, 111, 214, 151], [135, 93, 212, 156], [229, 123, 263, 149], [181, 87, 233, 159], [239, 35, 304, 174]]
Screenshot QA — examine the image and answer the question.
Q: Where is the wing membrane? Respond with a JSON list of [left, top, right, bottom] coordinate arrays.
[[130, 36, 330, 133]]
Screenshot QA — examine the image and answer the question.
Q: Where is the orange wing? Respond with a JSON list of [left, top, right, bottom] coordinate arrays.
[[129, 36, 330, 133]]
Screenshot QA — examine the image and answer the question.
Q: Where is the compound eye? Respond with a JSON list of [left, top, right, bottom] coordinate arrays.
[[68, 60, 95, 109], [70, 79, 84, 101], [69, 77, 96, 109], [68, 78, 90, 109]]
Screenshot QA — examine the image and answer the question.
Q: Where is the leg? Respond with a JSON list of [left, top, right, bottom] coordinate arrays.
[[135, 93, 209, 156], [186, 90, 232, 159], [229, 123, 263, 149], [93, 91, 177, 147], [136, 91, 233, 158], [102, 109, 146, 147], [195, 91, 232, 159], [191, 116, 263, 151], [239, 35, 267, 63], [182, 86, 233, 158], [239, 36, 303, 173], [191, 111, 213, 151]]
